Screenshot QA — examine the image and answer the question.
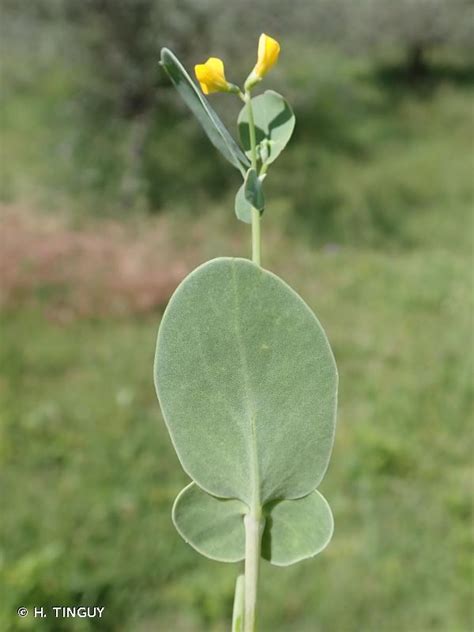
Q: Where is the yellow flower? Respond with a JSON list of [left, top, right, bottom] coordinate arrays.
[[194, 57, 230, 95], [253, 33, 280, 78]]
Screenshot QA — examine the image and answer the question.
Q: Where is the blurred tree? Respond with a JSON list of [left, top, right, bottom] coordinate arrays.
[[64, 0, 215, 118], [0, 0, 235, 205], [348, 0, 473, 75], [62, 0, 220, 204], [2, 0, 472, 209], [3, 0, 472, 110]]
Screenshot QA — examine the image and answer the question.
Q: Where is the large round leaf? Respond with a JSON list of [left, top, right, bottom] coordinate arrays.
[[154, 257, 337, 507]]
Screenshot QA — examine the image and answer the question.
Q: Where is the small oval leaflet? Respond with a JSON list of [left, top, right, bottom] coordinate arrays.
[[238, 91, 295, 166], [154, 257, 337, 563], [235, 183, 253, 224]]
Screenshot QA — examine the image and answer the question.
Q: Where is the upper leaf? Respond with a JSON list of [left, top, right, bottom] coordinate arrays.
[[160, 48, 250, 174], [238, 91, 295, 166], [155, 258, 338, 507]]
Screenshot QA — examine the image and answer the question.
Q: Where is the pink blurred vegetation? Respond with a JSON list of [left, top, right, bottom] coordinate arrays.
[[0, 205, 195, 321]]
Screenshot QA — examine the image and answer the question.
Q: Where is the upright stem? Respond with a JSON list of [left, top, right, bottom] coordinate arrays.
[[243, 512, 264, 632], [251, 207, 261, 267], [245, 92, 261, 267], [246, 93, 258, 170], [242, 91, 264, 632]]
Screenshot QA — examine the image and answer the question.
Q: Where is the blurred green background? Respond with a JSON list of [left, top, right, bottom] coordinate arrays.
[[1, 1, 473, 630]]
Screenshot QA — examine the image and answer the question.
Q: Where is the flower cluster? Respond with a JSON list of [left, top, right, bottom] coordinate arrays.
[[194, 33, 280, 95]]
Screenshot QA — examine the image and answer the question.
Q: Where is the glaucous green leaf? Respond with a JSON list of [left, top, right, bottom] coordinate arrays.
[[160, 48, 249, 174], [155, 257, 338, 508], [234, 183, 253, 224], [244, 168, 265, 212], [238, 91, 295, 165], [261, 490, 334, 566], [172, 483, 333, 566], [172, 483, 246, 562]]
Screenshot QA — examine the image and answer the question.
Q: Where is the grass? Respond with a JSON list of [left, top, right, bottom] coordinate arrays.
[[1, 49, 473, 631], [1, 230, 472, 631]]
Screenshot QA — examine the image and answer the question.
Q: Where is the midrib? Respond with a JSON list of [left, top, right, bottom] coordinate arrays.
[[231, 263, 261, 513]]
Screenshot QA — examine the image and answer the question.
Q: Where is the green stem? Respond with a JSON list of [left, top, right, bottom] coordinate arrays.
[[251, 207, 261, 267], [245, 92, 262, 267], [243, 512, 264, 632], [242, 92, 264, 631], [246, 96, 258, 170], [232, 574, 245, 632]]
